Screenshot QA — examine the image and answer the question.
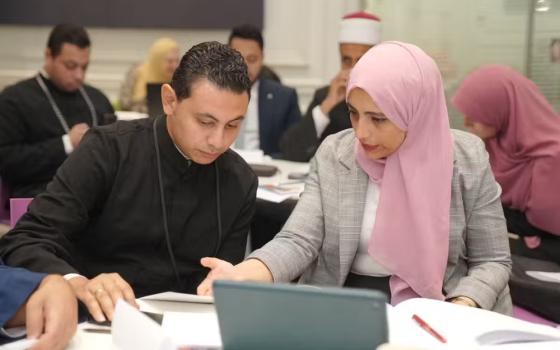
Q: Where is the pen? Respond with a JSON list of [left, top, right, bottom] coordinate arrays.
[[412, 314, 447, 344]]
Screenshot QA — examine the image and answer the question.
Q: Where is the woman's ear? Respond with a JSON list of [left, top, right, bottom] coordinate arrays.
[[161, 84, 177, 116]]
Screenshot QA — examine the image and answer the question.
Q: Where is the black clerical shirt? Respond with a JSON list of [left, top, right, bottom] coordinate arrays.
[[0, 74, 114, 197], [0, 116, 257, 296]]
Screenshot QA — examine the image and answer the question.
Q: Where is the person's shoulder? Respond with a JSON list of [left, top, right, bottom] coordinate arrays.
[[219, 150, 258, 188], [1, 76, 38, 96], [219, 150, 256, 177], [260, 79, 296, 95], [451, 129, 488, 171], [90, 118, 152, 143], [315, 129, 354, 163]]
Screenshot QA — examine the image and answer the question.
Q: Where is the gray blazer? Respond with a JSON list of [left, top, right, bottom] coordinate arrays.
[[250, 129, 512, 314]]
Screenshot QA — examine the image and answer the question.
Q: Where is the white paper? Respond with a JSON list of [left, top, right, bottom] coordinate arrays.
[[231, 149, 266, 164], [526, 271, 560, 284], [140, 292, 214, 304], [388, 298, 560, 348], [162, 311, 222, 348], [0, 338, 38, 350], [257, 184, 304, 203], [115, 111, 148, 121], [112, 299, 175, 350]]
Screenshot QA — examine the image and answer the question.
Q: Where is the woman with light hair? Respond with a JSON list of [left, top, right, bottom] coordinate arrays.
[[119, 38, 179, 113]]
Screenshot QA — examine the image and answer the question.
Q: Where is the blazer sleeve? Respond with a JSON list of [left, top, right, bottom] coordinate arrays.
[[248, 144, 330, 282], [446, 139, 512, 310], [0, 265, 45, 329]]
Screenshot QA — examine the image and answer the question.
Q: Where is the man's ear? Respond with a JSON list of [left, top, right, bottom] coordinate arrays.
[[161, 84, 177, 116], [44, 48, 53, 64]]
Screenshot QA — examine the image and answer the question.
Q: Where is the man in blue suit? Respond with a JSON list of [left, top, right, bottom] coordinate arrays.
[[228, 25, 301, 158], [0, 264, 77, 349]]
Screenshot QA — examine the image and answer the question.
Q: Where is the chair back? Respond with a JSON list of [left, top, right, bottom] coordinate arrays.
[[10, 198, 33, 227]]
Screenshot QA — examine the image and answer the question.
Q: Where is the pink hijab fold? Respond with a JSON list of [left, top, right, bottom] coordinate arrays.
[[348, 42, 453, 304], [452, 65, 560, 235]]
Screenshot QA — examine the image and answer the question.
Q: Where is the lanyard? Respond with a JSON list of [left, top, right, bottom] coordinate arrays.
[[35, 73, 98, 133]]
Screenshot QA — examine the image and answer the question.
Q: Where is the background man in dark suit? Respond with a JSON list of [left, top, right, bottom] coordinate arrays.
[[228, 24, 301, 158], [280, 11, 382, 162]]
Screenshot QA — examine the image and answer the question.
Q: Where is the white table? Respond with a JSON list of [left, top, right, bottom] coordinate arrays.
[[63, 299, 560, 350], [66, 299, 215, 350]]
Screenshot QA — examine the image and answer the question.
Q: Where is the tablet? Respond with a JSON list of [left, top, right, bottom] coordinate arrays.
[[213, 280, 388, 350]]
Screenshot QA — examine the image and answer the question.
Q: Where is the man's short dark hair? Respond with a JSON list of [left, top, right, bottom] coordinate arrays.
[[228, 24, 264, 50], [47, 24, 91, 57], [171, 41, 251, 101]]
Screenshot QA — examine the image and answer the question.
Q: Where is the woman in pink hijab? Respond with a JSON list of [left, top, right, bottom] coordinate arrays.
[[453, 65, 560, 264], [197, 42, 512, 314]]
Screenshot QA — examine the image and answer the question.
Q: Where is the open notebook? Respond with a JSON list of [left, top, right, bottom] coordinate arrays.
[[388, 298, 560, 348]]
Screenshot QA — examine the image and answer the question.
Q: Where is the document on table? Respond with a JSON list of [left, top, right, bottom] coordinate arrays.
[[112, 300, 175, 350], [162, 311, 222, 348], [140, 291, 213, 304]]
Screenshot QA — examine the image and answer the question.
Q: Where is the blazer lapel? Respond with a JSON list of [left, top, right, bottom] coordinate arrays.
[[336, 135, 368, 283]]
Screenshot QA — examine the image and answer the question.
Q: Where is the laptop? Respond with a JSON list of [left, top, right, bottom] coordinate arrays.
[[146, 83, 164, 118], [213, 280, 388, 350]]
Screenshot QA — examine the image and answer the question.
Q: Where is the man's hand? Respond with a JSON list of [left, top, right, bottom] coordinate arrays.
[[68, 123, 89, 148], [320, 69, 350, 115], [68, 273, 138, 322], [24, 275, 78, 350]]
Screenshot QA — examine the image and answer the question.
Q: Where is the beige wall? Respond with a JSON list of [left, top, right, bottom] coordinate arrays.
[[365, 0, 533, 129], [2, 0, 558, 117], [0, 0, 361, 111]]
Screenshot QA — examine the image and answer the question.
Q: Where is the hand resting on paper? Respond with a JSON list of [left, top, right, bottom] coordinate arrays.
[[68, 272, 138, 322], [197, 257, 273, 296]]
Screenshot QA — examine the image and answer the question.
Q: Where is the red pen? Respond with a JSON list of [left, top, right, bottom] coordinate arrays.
[[412, 314, 447, 344]]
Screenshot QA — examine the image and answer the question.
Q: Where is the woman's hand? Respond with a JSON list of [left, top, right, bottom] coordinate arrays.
[[197, 257, 273, 296], [450, 296, 478, 308]]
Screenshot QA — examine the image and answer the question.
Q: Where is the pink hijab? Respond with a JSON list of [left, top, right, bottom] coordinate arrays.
[[453, 65, 560, 236], [348, 42, 453, 304]]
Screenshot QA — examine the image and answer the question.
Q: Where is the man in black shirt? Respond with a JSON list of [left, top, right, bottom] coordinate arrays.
[[0, 41, 257, 323], [0, 24, 114, 198]]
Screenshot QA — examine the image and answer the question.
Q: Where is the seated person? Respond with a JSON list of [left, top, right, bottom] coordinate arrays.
[[280, 11, 382, 161], [0, 24, 114, 198], [453, 65, 560, 265], [228, 24, 301, 157], [0, 41, 257, 322], [198, 42, 513, 314], [119, 37, 180, 113], [1, 264, 77, 350]]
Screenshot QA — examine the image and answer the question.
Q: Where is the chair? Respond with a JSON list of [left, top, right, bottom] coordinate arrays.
[[513, 305, 558, 328], [510, 254, 560, 325], [10, 198, 33, 227]]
